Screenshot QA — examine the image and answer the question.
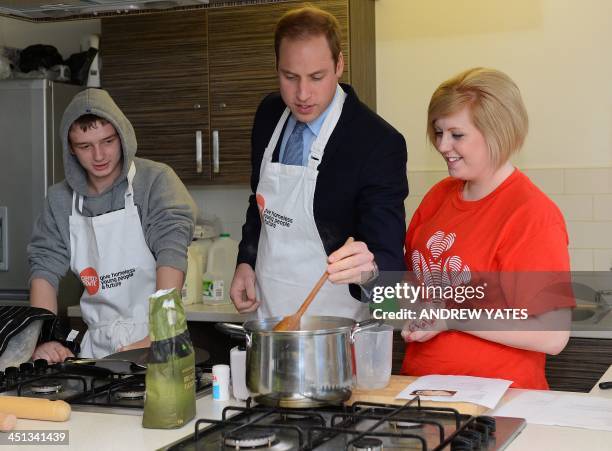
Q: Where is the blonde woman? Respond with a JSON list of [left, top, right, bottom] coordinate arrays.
[[401, 68, 574, 389]]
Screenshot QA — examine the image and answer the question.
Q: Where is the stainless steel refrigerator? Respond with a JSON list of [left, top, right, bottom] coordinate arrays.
[[0, 79, 82, 300]]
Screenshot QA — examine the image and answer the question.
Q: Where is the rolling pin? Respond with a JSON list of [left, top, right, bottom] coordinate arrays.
[[0, 412, 17, 432], [0, 397, 70, 422]]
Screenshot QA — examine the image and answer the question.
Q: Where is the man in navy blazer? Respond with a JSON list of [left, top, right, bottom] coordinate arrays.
[[230, 5, 408, 318]]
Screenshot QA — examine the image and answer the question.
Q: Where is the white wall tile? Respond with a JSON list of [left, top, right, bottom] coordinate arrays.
[[188, 185, 251, 225], [593, 249, 612, 272], [593, 194, 612, 221], [564, 168, 612, 194], [569, 249, 593, 271], [407, 171, 447, 196], [223, 222, 244, 242], [523, 169, 565, 194], [567, 221, 612, 249], [549, 195, 593, 221]]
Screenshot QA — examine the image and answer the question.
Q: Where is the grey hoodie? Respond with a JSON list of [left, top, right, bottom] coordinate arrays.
[[28, 88, 196, 291]]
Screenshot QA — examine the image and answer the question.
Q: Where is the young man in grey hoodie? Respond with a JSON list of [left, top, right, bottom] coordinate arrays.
[[28, 88, 196, 362]]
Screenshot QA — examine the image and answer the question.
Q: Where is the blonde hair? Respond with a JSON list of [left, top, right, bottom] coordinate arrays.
[[427, 67, 529, 167]]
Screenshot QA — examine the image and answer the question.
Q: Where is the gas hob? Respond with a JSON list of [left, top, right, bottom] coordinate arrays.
[[163, 398, 526, 450], [0, 359, 212, 415]]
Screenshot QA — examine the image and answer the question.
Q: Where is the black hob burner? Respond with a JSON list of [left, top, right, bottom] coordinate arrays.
[[165, 398, 526, 451], [0, 359, 212, 415]]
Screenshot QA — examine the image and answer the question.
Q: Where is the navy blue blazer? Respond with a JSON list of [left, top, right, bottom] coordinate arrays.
[[237, 83, 408, 300]]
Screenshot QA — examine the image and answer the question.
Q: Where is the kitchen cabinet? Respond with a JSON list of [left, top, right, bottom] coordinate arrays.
[[546, 337, 612, 392], [102, 11, 211, 182], [101, 0, 375, 184]]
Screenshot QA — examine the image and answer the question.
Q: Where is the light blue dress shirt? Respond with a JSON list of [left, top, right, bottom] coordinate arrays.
[[279, 86, 341, 166]]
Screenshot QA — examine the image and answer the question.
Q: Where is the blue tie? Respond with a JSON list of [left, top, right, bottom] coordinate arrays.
[[282, 121, 306, 166]]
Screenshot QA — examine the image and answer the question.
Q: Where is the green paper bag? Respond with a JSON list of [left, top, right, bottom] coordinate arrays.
[[142, 288, 196, 429]]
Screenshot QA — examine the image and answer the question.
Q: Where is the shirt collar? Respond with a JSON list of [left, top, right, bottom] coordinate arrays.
[[303, 85, 341, 136]]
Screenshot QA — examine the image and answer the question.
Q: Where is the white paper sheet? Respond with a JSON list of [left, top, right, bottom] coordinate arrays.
[[395, 375, 512, 409], [491, 391, 612, 431]]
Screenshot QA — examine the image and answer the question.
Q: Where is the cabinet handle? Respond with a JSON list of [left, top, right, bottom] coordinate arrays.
[[212, 130, 220, 174], [196, 130, 202, 174]]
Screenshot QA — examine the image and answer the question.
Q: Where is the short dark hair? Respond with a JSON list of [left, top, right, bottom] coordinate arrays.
[[71, 114, 109, 133], [274, 5, 342, 66]]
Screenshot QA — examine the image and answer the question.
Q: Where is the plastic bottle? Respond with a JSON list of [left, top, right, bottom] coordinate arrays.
[[202, 233, 239, 305], [182, 225, 216, 305], [192, 224, 216, 281], [181, 242, 202, 305]]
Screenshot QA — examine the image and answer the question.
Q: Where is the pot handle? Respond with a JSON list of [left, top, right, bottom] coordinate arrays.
[[215, 322, 252, 347], [350, 318, 385, 343]]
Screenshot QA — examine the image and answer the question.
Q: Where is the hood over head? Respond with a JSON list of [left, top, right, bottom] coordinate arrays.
[[61, 88, 137, 196]]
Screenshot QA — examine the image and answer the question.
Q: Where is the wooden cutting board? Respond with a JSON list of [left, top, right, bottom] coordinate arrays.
[[346, 375, 488, 416]]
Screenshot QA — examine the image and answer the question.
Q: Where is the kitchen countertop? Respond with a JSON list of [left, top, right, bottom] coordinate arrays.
[[589, 364, 612, 398], [9, 365, 612, 451], [565, 314, 612, 339]]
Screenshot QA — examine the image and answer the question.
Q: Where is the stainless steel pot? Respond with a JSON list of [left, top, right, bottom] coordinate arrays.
[[217, 316, 382, 408]]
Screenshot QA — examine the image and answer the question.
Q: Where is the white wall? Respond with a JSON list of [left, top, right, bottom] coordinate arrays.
[[187, 185, 251, 241], [376, 0, 612, 170], [375, 0, 612, 271]]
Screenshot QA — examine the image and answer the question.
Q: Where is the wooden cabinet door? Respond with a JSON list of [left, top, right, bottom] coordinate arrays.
[[207, 0, 350, 184], [101, 11, 210, 182]]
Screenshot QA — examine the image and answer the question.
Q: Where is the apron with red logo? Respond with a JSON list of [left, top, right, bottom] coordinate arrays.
[[254, 85, 368, 320], [69, 162, 156, 358]]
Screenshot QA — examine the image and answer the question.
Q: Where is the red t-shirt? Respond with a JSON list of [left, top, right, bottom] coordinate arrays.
[[401, 169, 574, 389]]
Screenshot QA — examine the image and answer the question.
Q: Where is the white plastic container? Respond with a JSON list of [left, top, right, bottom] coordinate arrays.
[[181, 243, 202, 305], [202, 233, 238, 305], [230, 346, 249, 401], [212, 364, 231, 401], [192, 224, 216, 272], [182, 225, 215, 305], [353, 324, 393, 389]]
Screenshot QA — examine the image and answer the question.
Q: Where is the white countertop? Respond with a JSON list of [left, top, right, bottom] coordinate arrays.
[[589, 364, 612, 398], [9, 365, 612, 451], [11, 396, 245, 451]]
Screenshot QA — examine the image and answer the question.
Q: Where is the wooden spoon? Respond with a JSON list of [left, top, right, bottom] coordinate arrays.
[[273, 237, 354, 332]]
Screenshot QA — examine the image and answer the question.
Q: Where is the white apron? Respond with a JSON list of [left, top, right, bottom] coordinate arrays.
[[255, 85, 368, 320], [69, 162, 156, 358]]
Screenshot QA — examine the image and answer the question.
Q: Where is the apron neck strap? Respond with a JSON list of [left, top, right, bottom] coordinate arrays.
[[262, 108, 291, 163], [71, 190, 83, 215], [72, 162, 137, 214], [307, 85, 346, 170], [124, 161, 136, 205]]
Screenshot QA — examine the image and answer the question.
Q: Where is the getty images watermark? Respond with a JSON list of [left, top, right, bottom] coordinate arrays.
[[370, 281, 529, 321]]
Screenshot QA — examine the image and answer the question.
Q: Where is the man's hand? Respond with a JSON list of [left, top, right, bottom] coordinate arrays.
[[327, 240, 376, 284], [31, 341, 74, 363], [118, 336, 151, 352], [230, 263, 260, 313]]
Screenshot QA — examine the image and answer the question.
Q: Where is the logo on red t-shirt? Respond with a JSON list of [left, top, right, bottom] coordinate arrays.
[[411, 230, 471, 289], [79, 267, 100, 295]]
